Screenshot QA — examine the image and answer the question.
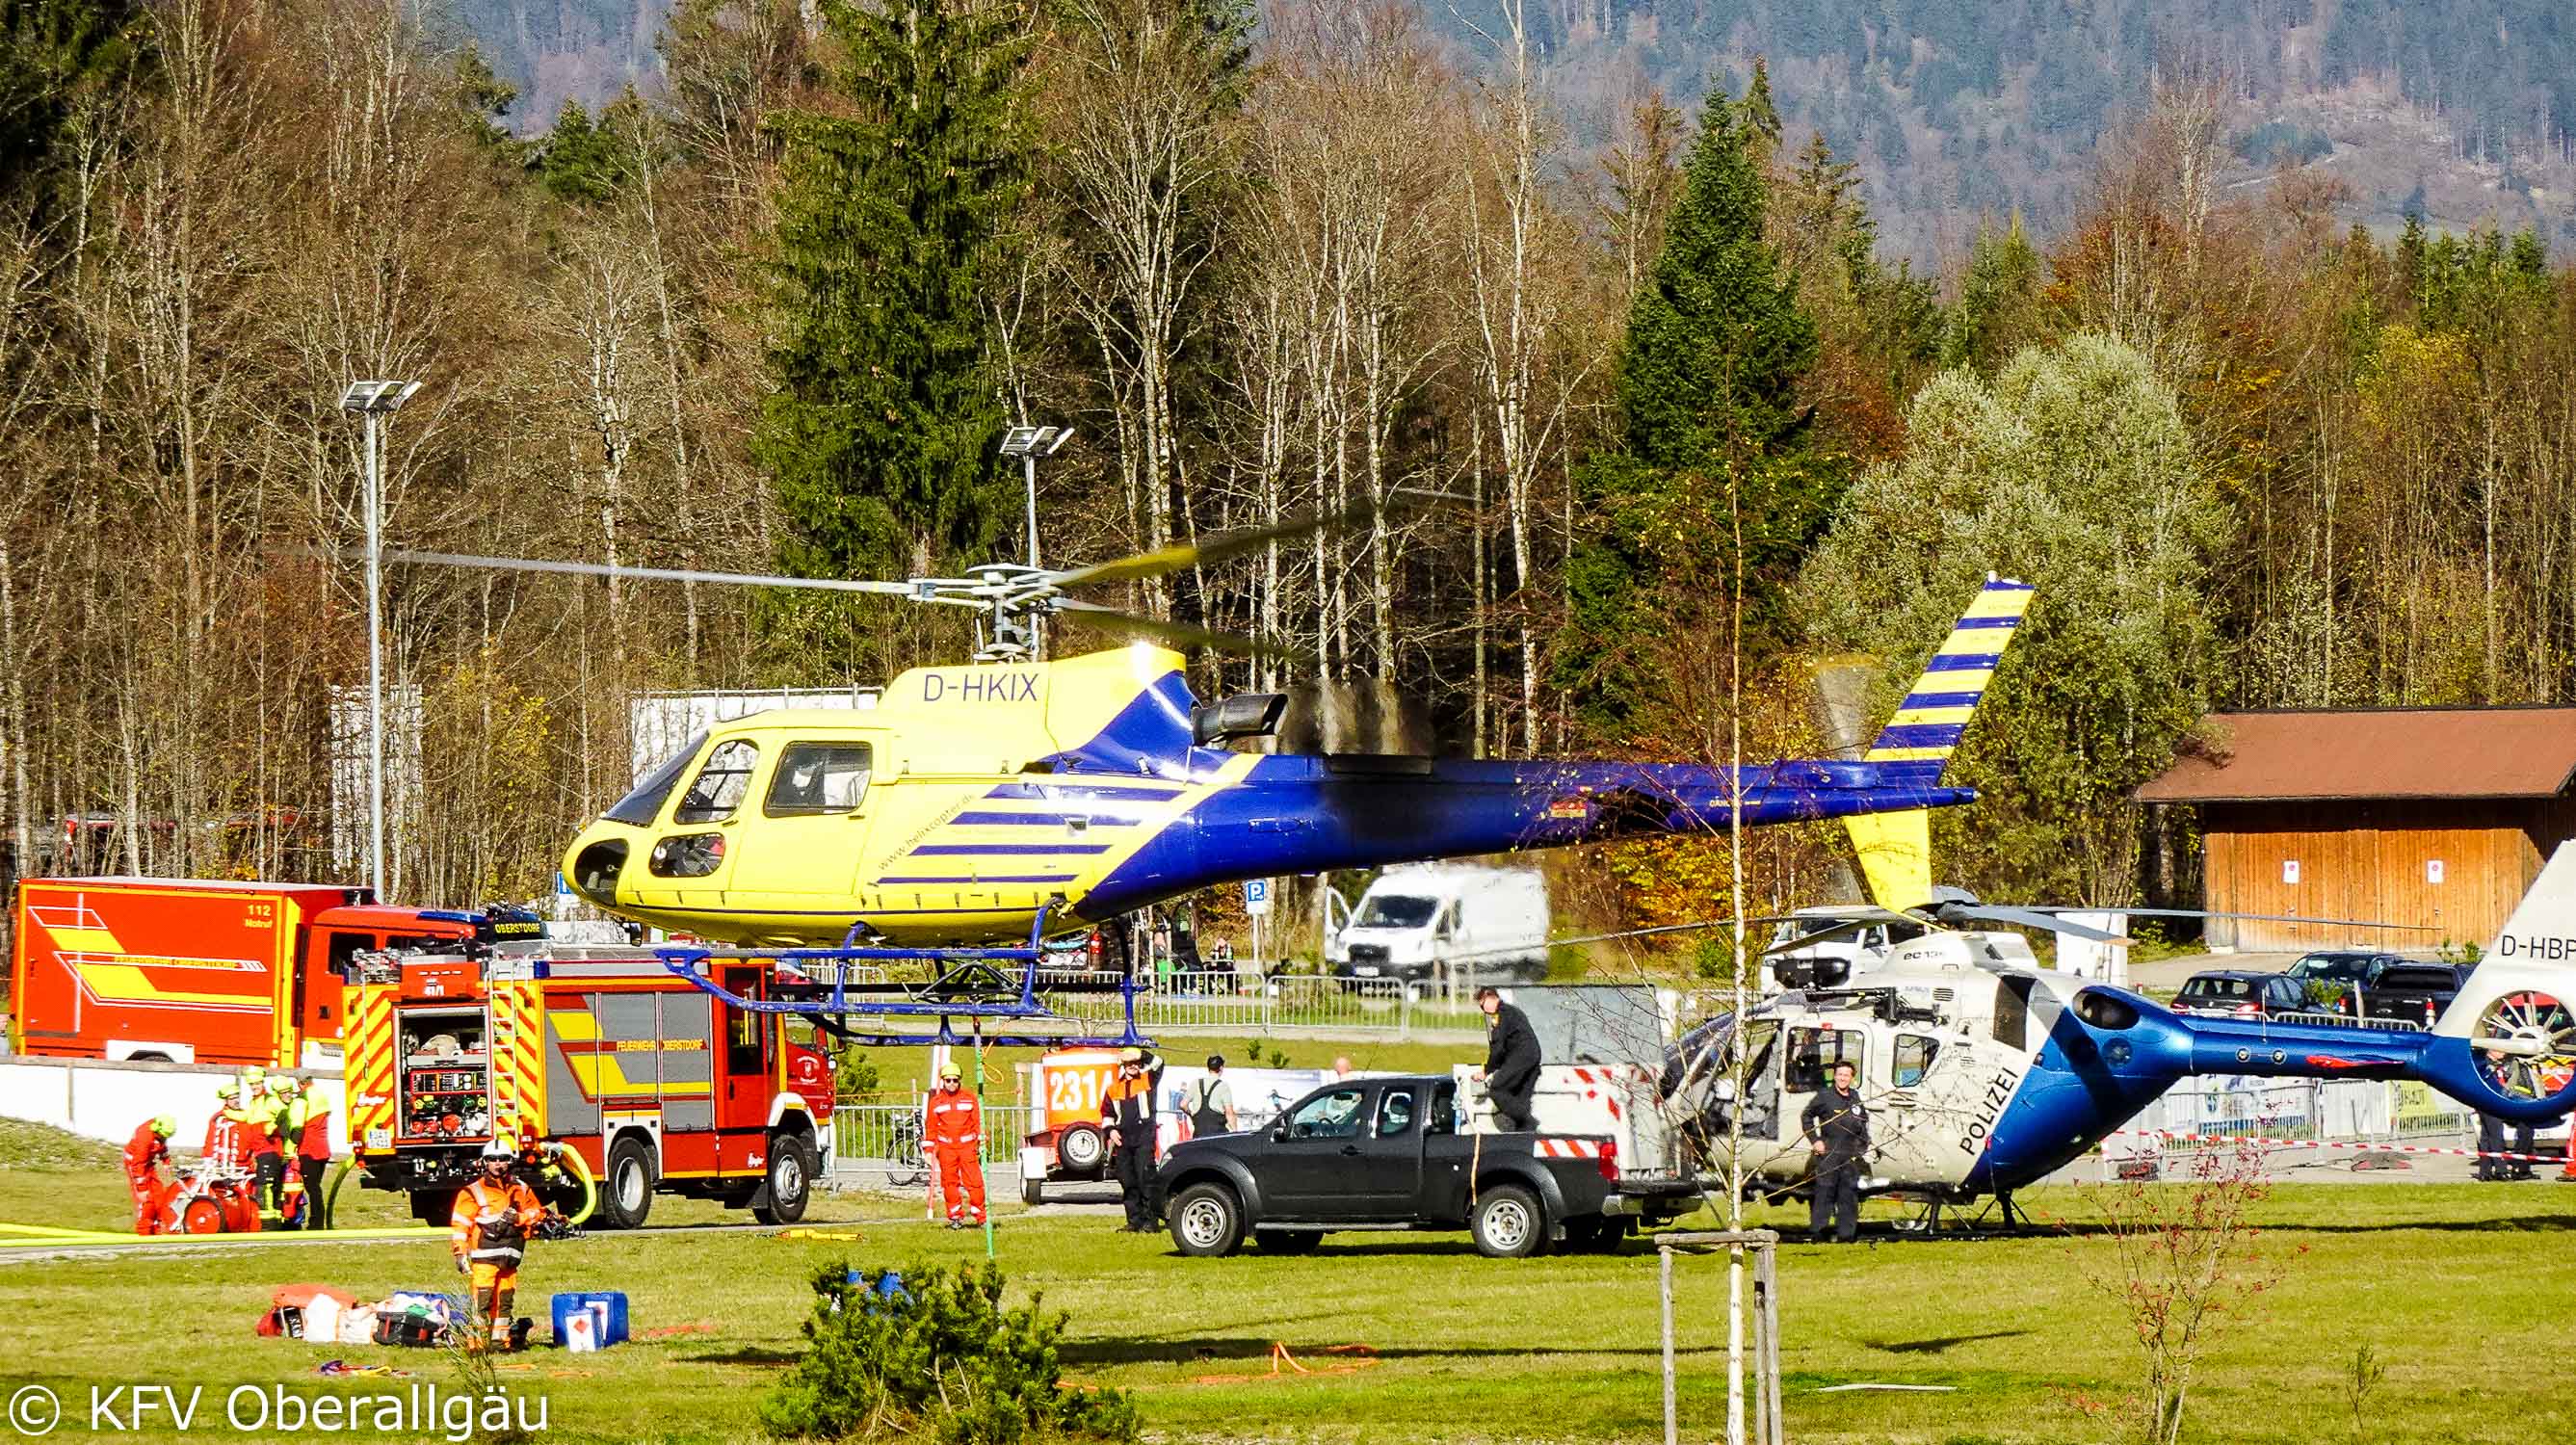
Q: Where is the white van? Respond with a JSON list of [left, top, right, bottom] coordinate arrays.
[[1326, 863, 1549, 988]]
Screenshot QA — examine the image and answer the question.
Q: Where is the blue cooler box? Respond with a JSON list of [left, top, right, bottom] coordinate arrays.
[[550, 1291, 630, 1347]]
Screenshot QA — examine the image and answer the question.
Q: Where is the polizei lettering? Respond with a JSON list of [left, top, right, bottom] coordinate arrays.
[[921, 671, 1039, 704], [1958, 1066, 2021, 1156], [2495, 933, 2576, 960]]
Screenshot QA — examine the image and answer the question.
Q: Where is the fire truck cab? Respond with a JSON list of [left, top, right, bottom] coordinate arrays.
[[345, 950, 833, 1230]]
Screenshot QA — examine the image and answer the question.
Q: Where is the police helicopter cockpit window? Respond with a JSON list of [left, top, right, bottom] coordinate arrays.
[[1354, 895, 1439, 929], [1785, 1027, 1865, 1092], [606, 731, 707, 827], [1893, 1034, 1940, 1088], [765, 742, 875, 817], [673, 739, 759, 824]]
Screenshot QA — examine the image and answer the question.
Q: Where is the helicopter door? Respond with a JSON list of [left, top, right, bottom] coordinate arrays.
[[643, 738, 759, 909], [1782, 1025, 1866, 1170], [727, 738, 880, 916]]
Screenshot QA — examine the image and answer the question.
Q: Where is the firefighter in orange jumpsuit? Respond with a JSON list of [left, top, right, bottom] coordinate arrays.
[[925, 1062, 986, 1228], [203, 1092, 254, 1173], [450, 1140, 545, 1352], [121, 1117, 176, 1235]]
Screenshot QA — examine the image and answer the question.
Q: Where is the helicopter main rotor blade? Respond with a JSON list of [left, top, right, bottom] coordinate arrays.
[[380, 549, 957, 600], [1940, 903, 2134, 944], [2020, 906, 2434, 932], [1048, 504, 1373, 590], [1053, 599, 1318, 662]]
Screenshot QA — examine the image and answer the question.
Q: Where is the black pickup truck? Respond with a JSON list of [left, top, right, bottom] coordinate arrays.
[[1152, 1073, 1699, 1258]]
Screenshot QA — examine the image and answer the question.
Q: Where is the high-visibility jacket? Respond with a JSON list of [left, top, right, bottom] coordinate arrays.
[[1100, 1071, 1154, 1136], [450, 1177, 544, 1266], [925, 1087, 982, 1148], [225, 1101, 276, 1155], [122, 1122, 171, 1183], [282, 1095, 330, 1157]]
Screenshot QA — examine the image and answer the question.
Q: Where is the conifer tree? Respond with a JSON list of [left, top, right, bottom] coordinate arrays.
[[1556, 80, 1825, 736], [752, 0, 1030, 632]]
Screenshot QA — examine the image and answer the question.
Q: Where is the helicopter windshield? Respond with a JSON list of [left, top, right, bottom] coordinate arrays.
[[605, 732, 706, 827], [1354, 895, 1439, 929]]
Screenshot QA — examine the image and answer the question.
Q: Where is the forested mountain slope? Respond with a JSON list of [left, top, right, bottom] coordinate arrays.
[[460, 0, 2576, 260]]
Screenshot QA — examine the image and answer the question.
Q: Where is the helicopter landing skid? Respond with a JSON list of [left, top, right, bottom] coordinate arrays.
[[1883, 1191, 2033, 1239], [653, 905, 1152, 1050]]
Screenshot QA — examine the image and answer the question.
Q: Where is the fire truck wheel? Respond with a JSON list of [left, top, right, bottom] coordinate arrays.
[[599, 1136, 656, 1230], [407, 1189, 455, 1228], [752, 1133, 814, 1224]]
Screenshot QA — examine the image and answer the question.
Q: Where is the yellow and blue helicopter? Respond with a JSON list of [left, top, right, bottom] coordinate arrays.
[[529, 555, 2036, 948], [395, 515, 2029, 1042]]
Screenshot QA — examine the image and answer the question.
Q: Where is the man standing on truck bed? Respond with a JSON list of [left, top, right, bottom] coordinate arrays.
[[1801, 1062, 1870, 1243], [1101, 1047, 1161, 1231], [1475, 986, 1541, 1131]]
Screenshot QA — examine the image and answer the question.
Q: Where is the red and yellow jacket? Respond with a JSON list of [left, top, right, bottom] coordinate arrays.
[[450, 1177, 544, 1266]]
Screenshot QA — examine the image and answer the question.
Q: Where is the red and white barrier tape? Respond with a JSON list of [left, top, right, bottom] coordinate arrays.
[[2110, 1128, 2575, 1165]]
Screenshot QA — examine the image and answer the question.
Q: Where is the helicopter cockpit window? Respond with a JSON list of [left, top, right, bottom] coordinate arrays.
[[765, 742, 875, 817], [672, 740, 758, 824], [1785, 1027, 1865, 1092], [1993, 976, 2037, 1051], [606, 731, 707, 827], [1893, 1034, 1940, 1088]]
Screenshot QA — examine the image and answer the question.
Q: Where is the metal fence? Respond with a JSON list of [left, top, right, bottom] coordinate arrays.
[[2102, 1075, 2500, 1179], [1036, 970, 1489, 1039], [831, 1100, 1038, 1183]]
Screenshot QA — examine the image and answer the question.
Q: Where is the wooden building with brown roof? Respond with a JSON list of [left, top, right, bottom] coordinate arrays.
[[2136, 708, 2576, 952]]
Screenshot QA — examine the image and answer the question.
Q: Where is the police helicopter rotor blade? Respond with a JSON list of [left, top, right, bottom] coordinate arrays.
[[1939, 903, 2133, 944], [376, 549, 970, 601], [1051, 599, 1319, 662], [2016, 906, 2433, 931], [1045, 504, 1374, 590], [1758, 910, 1920, 957]]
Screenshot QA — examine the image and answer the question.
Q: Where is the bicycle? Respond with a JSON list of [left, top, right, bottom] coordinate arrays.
[[884, 1112, 929, 1188]]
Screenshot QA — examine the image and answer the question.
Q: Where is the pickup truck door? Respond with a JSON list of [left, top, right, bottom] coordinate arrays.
[[1352, 1084, 1428, 1212], [1261, 1084, 1375, 1218]]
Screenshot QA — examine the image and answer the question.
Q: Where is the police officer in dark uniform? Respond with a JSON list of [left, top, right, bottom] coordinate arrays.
[[1801, 1061, 1869, 1243]]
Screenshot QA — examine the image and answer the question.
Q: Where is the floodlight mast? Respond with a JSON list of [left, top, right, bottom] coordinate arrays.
[[338, 379, 422, 899]]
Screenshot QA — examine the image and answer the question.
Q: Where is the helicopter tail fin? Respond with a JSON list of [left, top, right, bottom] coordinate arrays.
[[2416, 841, 2576, 1118], [1861, 575, 2036, 787]]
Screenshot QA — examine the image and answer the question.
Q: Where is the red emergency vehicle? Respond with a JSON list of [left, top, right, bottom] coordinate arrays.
[[345, 950, 835, 1230], [6, 878, 526, 1067]]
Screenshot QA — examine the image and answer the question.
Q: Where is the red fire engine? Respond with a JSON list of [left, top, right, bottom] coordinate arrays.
[[344, 949, 834, 1229], [7, 878, 531, 1067]]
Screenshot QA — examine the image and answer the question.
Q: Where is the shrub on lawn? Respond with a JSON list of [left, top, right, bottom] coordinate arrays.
[[761, 1260, 1138, 1444]]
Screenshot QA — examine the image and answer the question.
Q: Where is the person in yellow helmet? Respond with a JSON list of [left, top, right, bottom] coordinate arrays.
[[235, 1068, 284, 1217]]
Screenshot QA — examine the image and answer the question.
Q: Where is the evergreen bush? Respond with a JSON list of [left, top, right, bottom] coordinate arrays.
[[761, 1261, 1139, 1444]]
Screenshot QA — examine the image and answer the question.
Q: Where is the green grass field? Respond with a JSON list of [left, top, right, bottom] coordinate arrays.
[[2, 1143, 2570, 1444]]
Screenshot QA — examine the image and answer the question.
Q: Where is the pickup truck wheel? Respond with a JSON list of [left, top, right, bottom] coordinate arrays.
[[1057, 1122, 1106, 1176], [598, 1136, 656, 1230], [752, 1133, 814, 1224], [1169, 1183, 1245, 1257], [1253, 1229, 1322, 1254], [1471, 1185, 1544, 1259]]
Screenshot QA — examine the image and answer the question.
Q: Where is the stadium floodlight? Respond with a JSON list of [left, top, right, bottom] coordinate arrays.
[[998, 425, 1076, 569], [339, 379, 423, 899]]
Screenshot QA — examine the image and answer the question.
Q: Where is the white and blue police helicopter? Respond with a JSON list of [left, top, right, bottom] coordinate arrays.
[[1665, 831, 2576, 1230]]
